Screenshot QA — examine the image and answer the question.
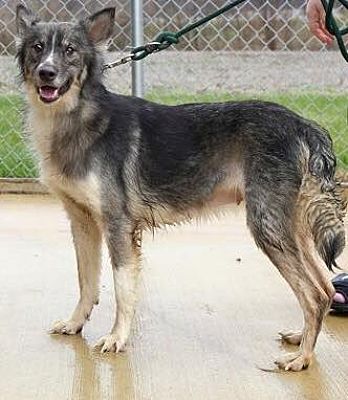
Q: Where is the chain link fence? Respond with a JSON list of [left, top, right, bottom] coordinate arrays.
[[0, 0, 347, 178]]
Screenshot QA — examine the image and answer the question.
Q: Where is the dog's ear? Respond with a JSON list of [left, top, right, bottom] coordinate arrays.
[[85, 8, 115, 46], [16, 4, 39, 36]]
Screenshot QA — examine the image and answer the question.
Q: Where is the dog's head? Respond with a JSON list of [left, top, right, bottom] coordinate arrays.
[[16, 5, 115, 109]]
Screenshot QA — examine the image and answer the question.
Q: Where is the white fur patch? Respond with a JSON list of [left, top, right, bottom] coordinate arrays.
[[46, 172, 102, 215], [39, 31, 57, 67]]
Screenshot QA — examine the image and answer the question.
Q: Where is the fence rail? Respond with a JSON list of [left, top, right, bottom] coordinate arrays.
[[0, 0, 347, 178]]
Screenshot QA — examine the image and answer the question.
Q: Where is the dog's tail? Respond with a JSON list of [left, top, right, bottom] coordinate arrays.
[[300, 123, 347, 271]]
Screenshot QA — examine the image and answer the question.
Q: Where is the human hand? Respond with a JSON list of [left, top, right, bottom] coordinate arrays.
[[306, 0, 334, 44]]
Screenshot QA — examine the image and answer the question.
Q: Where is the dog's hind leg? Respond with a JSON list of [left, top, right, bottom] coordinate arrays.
[[50, 196, 102, 335], [246, 183, 331, 371], [268, 249, 328, 371], [95, 218, 142, 353], [279, 232, 335, 347]]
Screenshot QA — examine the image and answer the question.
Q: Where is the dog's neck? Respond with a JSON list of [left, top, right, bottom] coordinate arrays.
[[26, 80, 108, 178]]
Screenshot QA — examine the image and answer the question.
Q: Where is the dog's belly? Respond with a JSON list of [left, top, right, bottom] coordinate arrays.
[[141, 178, 245, 228], [208, 186, 244, 207], [207, 165, 245, 207]]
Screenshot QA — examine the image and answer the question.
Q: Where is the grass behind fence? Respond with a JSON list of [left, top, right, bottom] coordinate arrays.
[[0, 96, 37, 177], [0, 90, 347, 177]]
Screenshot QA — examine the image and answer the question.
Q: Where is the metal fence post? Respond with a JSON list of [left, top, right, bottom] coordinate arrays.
[[131, 0, 144, 98]]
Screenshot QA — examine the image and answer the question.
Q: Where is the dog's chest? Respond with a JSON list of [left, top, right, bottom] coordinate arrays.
[[28, 110, 102, 214]]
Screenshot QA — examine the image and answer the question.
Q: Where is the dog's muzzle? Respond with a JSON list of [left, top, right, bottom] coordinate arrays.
[[36, 65, 73, 103]]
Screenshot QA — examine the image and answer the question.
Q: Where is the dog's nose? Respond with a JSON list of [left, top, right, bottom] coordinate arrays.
[[38, 65, 58, 82]]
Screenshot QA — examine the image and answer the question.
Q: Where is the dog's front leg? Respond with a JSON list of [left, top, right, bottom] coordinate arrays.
[[95, 219, 142, 353], [50, 195, 102, 335]]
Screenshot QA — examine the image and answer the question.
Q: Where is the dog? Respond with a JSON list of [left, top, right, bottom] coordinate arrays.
[[15, 4, 346, 371]]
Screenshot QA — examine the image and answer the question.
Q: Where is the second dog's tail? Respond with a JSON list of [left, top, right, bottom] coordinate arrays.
[[300, 123, 347, 271]]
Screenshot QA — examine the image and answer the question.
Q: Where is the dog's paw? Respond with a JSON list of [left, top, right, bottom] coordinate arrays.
[[278, 330, 302, 346], [275, 351, 311, 372], [94, 333, 127, 354], [49, 319, 83, 335]]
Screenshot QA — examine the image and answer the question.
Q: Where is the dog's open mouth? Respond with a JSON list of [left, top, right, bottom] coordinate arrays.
[[38, 80, 72, 103]]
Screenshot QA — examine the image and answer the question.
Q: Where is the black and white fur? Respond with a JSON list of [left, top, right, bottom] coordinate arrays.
[[16, 4, 346, 371]]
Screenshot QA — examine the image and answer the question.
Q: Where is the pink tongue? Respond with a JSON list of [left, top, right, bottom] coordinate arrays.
[[39, 86, 59, 101]]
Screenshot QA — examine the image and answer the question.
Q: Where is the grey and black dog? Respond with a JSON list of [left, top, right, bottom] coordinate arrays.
[[16, 4, 346, 371]]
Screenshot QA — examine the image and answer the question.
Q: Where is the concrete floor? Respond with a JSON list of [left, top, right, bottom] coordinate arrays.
[[1, 195, 348, 400]]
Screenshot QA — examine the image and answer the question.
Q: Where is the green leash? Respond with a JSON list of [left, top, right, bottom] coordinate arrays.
[[103, 0, 247, 70], [132, 0, 247, 61], [321, 0, 348, 62], [103, 0, 348, 70]]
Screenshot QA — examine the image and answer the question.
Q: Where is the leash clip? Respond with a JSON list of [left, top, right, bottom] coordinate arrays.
[[143, 41, 162, 53], [102, 54, 134, 71], [102, 41, 163, 71]]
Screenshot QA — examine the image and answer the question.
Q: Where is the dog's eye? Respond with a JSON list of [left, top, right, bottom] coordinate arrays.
[[32, 43, 43, 53], [66, 46, 75, 56]]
